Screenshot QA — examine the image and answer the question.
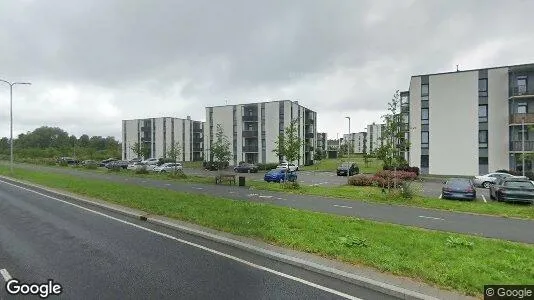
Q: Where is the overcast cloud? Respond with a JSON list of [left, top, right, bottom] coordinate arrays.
[[1, 0, 533, 140]]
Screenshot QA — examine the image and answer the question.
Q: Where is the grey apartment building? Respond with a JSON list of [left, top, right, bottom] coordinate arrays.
[[204, 100, 317, 166], [317, 132, 327, 153], [401, 63, 534, 175], [122, 117, 204, 161]]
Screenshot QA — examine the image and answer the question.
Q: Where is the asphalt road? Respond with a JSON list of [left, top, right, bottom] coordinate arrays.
[[5, 163, 534, 244], [0, 179, 396, 300]]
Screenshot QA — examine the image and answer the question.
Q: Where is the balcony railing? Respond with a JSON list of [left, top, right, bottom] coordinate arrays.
[[242, 130, 258, 138], [193, 147, 203, 152], [242, 145, 259, 152], [510, 86, 534, 97], [193, 127, 203, 132], [510, 141, 534, 151], [509, 113, 534, 124], [242, 115, 258, 122], [140, 126, 151, 132], [305, 145, 313, 152]]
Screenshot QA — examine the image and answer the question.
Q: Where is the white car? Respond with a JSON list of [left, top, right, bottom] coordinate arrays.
[[473, 172, 514, 188], [142, 158, 159, 165], [154, 163, 183, 173], [277, 162, 298, 172], [127, 162, 155, 171]]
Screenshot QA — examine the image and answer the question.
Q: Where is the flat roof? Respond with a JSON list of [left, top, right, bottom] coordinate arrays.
[[411, 62, 534, 78], [207, 99, 316, 111], [122, 117, 204, 122]]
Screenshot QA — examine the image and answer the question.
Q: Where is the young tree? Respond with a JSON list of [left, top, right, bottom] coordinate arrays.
[[130, 142, 151, 160], [273, 118, 303, 181], [211, 124, 232, 172], [376, 90, 411, 189], [166, 141, 182, 174]]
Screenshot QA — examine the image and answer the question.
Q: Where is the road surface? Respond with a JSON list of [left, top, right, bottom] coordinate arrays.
[[0, 179, 396, 300]]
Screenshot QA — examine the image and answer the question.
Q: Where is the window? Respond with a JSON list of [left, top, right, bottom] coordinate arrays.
[[517, 103, 528, 114], [421, 84, 429, 96], [478, 79, 488, 92], [479, 157, 488, 165], [517, 76, 527, 94], [479, 130, 488, 148], [421, 131, 429, 148], [478, 105, 488, 122], [421, 100, 429, 108], [421, 108, 429, 125], [421, 155, 429, 168]]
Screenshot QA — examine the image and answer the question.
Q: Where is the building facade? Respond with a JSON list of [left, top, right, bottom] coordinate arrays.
[[204, 100, 317, 166], [365, 123, 384, 154], [402, 63, 534, 175], [343, 132, 367, 154], [317, 132, 327, 152], [122, 117, 204, 161]]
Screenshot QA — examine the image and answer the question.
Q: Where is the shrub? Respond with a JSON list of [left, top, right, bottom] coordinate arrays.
[[168, 170, 187, 179], [383, 165, 420, 176], [399, 181, 423, 199], [375, 170, 417, 182], [84, 161, 98, 170], [370, 175, 387, 188], [282, 180, 300, 190], [348, 174, 374, 186], [135, 166, 149, 174], [445, 236, 474, 249], [58, 160, 69, 167]]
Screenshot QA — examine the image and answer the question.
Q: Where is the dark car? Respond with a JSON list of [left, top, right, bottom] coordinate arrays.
[[336, 162, 359, 176], [105, 160, 129, 169], [264, 169, 297, 183], [99, 158, 117, 167], [489, 177, 534, 204], [234, 163, 259, 173], [57, 157, 79, 165], [442, 178, 476, 200], [204, 161, 229, 171]]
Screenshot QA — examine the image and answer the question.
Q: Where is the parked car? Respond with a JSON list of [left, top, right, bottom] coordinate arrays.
[[204, 161, 229, 171], [142, 158, 159, 165], [154, 163, 183, 173], [234, 163, 259, 173], [264, 168, 297, 183], [442, 178, 476, 200], [489, 177, 534, 204], [57, 157, 79, 165], [81, 160, 97, 166], [105, 160, 129, 169], [128, 158, 142, 164], [99, 158, 117, 167], [127, 162, 147, 171], [473, 172, 514, 188], [336, 162, 359, 176], [276, 162, 298, 172]]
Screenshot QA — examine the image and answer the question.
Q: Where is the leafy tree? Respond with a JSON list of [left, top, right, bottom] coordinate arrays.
[[273, 118, 303, 181], [210, 124, 232, 172], [166, 141, 182, 174], [78, 134, 90, 148], [130, 142, 151, 160]]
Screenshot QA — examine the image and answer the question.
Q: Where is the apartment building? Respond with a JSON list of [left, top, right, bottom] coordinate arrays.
[[401, 63, 534, 175], [317, 132, 327, 152], [122, 117, 204, 161], [365, 123, 384, 154], [343, 132, 367, 154], [204, 100, 317, 166]]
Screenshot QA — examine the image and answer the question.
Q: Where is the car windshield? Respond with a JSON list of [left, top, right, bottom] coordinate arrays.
[[446, 179, 471, 188], [504, 181, 534, 188]]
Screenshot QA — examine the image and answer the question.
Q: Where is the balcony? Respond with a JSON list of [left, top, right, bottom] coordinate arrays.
[[140, 126, 151, 132], [193, 147, 203, 152], [242, 115, 258, 122], [510, 141, 534, 152], [305, 145, 313, 152], [193, 127, 203, 132], [509, 113, 534, 124], [305, 132, 314, 139], [242, 145, 259, 152], [510, 86, 534, 98], [242, 130, 258, 138]]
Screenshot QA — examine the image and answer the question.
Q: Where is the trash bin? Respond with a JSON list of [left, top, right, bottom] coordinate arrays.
[[239, 176, 246, 186]]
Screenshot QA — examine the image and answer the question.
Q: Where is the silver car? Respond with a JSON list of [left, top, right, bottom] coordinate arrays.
[[473, 172, 513, 188], [153, 163, 183, 173]]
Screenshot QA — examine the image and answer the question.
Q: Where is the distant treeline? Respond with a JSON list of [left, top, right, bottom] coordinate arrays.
[[0, 126, 121, 161]]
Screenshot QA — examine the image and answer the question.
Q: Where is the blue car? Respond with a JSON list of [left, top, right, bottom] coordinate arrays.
[[264, 169, 297, 183]]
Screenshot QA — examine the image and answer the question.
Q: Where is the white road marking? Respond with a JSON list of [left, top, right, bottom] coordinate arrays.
[[141, 180, 147, 183], [481, 195, 487, 203], [193, 187, 204, 190], [333, 205, 352, 209], [165, 184, 171, 186], [258, 195, 273, 199], [247, 193, 259, 197], [229, 191, 235, 194], [0, 179, 361, 300], [418, 215, 445, 221], [438, 194, 442, 199], [0, 268, 12, 281]]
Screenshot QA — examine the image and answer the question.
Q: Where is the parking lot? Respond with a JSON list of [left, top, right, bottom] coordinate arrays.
[[181, 168, 491, 201]]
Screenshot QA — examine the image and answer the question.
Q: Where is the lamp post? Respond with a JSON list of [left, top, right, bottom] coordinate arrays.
[[0, 79, 31, 174], [345, 116, 351, 158], [522, 117, 525, 177]]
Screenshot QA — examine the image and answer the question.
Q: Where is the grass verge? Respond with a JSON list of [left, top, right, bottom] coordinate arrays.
[[0, 166, 533, 297], [300, 156, 383, 174]]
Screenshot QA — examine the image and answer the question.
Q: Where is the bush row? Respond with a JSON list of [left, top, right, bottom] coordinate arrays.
[[348, 170, 418, 188], [383, 165, 420, 176]]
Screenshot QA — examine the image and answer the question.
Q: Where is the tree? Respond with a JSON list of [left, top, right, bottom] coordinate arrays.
[[130, 142, 151, 160], [166, 141, 182, 174], [210, 124, 232, 172], [376, 90, 411, 189], [273, 118, 303, 181]]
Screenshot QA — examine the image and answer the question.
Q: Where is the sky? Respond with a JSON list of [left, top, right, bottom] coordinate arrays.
[[1, 0, 533, 141]]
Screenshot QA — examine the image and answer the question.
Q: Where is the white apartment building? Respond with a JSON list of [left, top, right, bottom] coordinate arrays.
[[402, 63, 534, 175], [204, 100, 317, 166], [365, 123, 384, 154], [343, 132, 367, 154], [122, 116, 204, 162]]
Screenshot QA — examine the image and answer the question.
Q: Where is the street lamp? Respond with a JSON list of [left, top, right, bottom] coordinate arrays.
[[345, 117, 351, 158], [0, 79, 31, 174]]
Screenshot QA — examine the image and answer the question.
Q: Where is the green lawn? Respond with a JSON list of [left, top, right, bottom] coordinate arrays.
[[0, 166, 532, 297], [300, 155, 383, 174]]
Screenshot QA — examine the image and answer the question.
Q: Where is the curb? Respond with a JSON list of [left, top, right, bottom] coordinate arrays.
[[0, 175, 439, 300]]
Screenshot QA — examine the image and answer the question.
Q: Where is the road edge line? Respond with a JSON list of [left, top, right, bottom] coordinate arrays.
[[0, 175, 438, 300]]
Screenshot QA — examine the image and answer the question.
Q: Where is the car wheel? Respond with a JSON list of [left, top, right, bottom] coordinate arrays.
[[482, 182, 490, 188]]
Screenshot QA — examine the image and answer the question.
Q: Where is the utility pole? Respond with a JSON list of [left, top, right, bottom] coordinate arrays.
[[522, 117, 526, 177]]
